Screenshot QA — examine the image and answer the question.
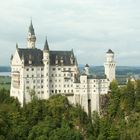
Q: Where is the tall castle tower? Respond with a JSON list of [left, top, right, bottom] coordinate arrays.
[[104, 49, 116, 82], [27, 21, 36, 48], [43, 38, 50, 99]]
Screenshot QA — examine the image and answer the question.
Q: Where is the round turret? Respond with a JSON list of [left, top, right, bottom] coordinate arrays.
[[27, 21, 36, 49], [106, 49, 114, 62], [84, 64, 90, 75], [104, 49, 116, 82]]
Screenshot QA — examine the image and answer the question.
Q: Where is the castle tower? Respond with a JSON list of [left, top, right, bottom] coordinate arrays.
[[43, 38, 50, 99], [104, 49, 116, 82], [27, 21, 36, 49], [84, 64, 90, 75]]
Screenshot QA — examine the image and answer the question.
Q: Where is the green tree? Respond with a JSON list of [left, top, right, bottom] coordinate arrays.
[[108, 80, 120, 118], [124, 80, 135, 113], [134, 80, 140, 112]]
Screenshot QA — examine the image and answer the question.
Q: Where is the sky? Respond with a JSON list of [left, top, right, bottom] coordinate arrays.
[[0, 0, 140, 66]]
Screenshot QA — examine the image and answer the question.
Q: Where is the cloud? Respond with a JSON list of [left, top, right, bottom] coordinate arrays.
[[0, 0, 140, 66]]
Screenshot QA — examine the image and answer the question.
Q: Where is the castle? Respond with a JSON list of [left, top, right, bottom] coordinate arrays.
[[10, 21, 116, 113]]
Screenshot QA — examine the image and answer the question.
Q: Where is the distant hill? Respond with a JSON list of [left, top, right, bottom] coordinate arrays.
[[79, 65, 140, 76], [1, 66, 140, 76], [0, 66, 11, 72]]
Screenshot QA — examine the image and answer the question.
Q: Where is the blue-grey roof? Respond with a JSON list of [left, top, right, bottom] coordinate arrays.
[[29, 21, 35, 35], [107, 49, 114, 54], [17, 48, 76, 66], [18, 48, 43, 66], [85, 64, 89, 67], [87, 74, 107, 79], [43, 39, 49, 51], [50, 51, 75, 66]]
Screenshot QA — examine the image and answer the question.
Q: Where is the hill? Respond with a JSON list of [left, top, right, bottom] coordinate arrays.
[[0, 66, 11, 72], [1, 66, 140, 75]]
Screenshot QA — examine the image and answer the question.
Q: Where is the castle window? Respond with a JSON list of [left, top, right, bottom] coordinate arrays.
[[58, 68, 61, 70], [52, 74, 54, 77], [65, 79, 68, 82], [32, 68, 34, 71], [55, 85, 57, 87], [67, 85, 69, 87], [55, 74, 57, 76], [51, 90, 54, 93], [27, 75, 29, 78], [71, 90, 73, 92], [32, 75, 34, 78], [55, 90, 57, 93], [41, 68, 43, 71], [41, 91, 44, 94], [41, 75, 44, 77], [38, 91, 40, 94], [59, 90, 61, 93], [52, 68, 55, 71], [26, 86, 29, 89], [26, 68, 29, 71], [52, 85, 53, 88], [41, 80, 43, 83], [63, 68, 66, 71], [41, 85, 43, 88], [59, 74, 61, 77], [33, 86, 35, 89], [64, 90, 66, 93], [26, 81, 29, 84], [59, 79, 61, 82]]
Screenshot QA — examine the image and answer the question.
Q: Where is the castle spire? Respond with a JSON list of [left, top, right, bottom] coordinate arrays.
[[27, 20, 36, 49], [29, 20, 35, 35], [16, 43, 18, 50], [43, 37, 49, 51], [104, 49, 116, 82]]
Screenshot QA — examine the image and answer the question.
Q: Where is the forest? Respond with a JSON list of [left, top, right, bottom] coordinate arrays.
[[0, 80, 140, 140]]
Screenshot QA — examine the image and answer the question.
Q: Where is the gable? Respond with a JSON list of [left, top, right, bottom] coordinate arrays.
[[11, 49, 22, 66]]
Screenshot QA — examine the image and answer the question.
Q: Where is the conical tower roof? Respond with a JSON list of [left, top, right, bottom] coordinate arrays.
[[29, 20, 35, 35], [107, 49, 114, 54], [43, 37, 49, 51]]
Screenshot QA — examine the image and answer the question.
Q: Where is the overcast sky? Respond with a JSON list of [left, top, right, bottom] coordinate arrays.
[[0, 0, 140, 66]]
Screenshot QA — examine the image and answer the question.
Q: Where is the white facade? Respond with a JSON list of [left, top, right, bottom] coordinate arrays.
[[104, 49, 116, 82], [10, 22, 116, 114]]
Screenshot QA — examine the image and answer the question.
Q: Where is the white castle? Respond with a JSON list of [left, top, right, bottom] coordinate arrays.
[[10, 21, 116, 113]]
